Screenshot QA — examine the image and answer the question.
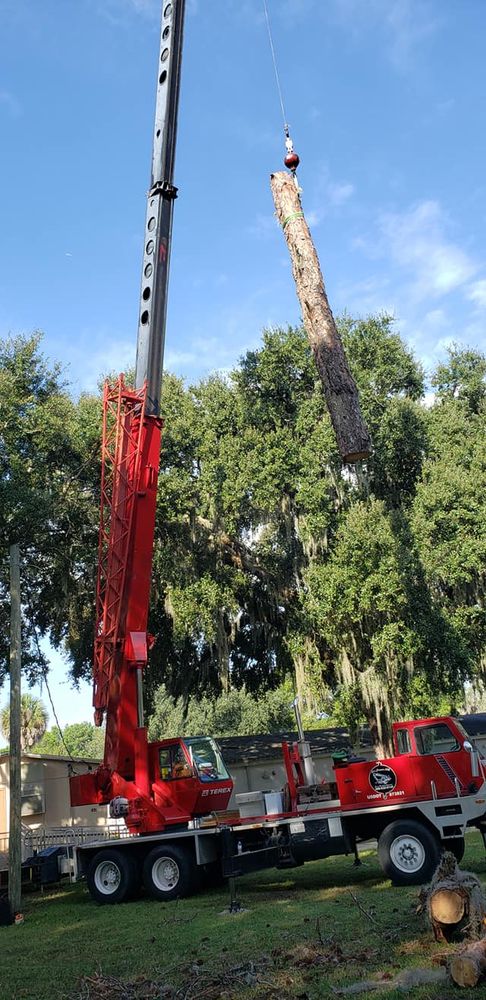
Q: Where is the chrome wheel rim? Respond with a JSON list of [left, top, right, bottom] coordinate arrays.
[[152, 856, 180, 892], [390, 834, 425, 874], [94, 860, 122, 895]]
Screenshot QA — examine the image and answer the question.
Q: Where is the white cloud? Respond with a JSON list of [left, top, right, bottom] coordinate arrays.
[[382, 0, 439, 70], [126, 0, 156, 11], [330, 0, 440, 71], [423, 391, 436, 409], [378, 200, 477, 300], [347, 202, 484, 365], [69, 337, 135, 393], [304, 166, 356, 228], [327, 181, 355, 207], [335, 274, 393, 317], [165, 348, 199, 370], [247, 212, 278, 240], [94, 0, 159, 25], [467, 279, 486, 310]]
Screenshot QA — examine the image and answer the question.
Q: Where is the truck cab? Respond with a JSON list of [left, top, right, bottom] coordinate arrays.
[[392, 716, 482, 799], [334, 716, 484, 810]]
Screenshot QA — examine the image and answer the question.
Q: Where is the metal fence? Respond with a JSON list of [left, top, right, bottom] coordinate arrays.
[[0, 823, 130, 867]]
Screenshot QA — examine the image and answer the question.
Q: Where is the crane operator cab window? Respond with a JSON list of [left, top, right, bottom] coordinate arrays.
[[185, 737, 230, 783], [158, 744, 193, 781]]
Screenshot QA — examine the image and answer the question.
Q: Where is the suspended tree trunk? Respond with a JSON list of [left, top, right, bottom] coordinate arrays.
[[8, 543, 22, 917], [270, 171, 371, 464]]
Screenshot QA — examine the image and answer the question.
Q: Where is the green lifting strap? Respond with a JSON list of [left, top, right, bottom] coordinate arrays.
[[282, 211, 304, 230]]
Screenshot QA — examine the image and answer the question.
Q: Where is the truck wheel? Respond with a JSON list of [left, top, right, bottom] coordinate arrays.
[[143, 844, 199, 901], [445, 837, 465, 862], [378, 820, 441, 886], [87, 849, 139, 904]]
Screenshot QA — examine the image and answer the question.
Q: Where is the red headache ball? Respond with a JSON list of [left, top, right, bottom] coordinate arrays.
[[284, 151, 300, 170]]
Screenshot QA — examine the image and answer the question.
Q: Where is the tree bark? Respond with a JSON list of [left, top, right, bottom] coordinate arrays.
[[425, 852, 485, 943], [270, 171, 371, 464], [8, 543, 22, 916], [449, 938, 486, 987]]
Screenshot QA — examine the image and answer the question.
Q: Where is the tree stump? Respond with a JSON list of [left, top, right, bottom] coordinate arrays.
[[270, 170, 371, 464], [425, 852, 486, 942], [449, 938, 486, 987]]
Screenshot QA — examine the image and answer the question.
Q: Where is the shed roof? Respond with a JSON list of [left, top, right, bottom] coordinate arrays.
[[218, 714, 486, 765], [218, 726, 373, 765], [0, 751, 101, 766]]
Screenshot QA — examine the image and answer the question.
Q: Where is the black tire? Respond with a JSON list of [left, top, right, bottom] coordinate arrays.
[[444, 837, 465, 863], [378, 819, 441, 886], [87, 848, 139, 904], [143, 844, 199, 901]]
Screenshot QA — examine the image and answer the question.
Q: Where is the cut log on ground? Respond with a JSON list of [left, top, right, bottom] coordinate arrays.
[[424, 852, 486, 942], [430, 887, 466, 927], [270, 170, 371, 464], [449, 937, 486, 988]]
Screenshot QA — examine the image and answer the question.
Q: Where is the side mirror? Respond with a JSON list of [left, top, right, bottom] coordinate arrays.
[[463, 740, 473, 752]]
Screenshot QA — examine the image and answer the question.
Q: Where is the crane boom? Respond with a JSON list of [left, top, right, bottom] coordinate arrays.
[[135, 0, 185, 416]]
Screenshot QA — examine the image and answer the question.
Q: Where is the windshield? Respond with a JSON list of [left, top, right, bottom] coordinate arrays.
[[415, 723, 459, 755], [184, 737, 229, 782]]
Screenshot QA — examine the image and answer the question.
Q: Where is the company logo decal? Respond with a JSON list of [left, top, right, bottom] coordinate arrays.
[[369, 763, 397, 795]]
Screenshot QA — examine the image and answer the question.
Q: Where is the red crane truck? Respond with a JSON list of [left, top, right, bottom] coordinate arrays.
[[70, 0, 486, 904]]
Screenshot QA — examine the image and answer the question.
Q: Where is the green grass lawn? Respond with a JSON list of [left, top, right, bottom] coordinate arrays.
[[2, 833, 486, 1000]]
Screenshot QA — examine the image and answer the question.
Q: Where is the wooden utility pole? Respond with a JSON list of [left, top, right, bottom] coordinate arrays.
[[270, 171, 371, 464], [8, 542, 22, 916]]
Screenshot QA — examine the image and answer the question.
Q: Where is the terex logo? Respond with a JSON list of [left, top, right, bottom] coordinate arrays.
[[201, 786, 233, 797]]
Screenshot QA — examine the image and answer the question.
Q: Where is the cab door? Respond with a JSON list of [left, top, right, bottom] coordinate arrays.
[[411, 721, 470, 799]]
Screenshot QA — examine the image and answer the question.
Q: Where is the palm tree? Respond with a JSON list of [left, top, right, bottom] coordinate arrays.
[[1, 694, 48, 750]]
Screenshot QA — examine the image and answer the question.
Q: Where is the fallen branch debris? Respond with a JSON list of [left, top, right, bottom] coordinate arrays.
[[346, 889, 380, 927], [67, 959, 277, 1000]]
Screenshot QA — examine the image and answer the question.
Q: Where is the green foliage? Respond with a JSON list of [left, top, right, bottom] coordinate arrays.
[[121, 326, 486, 746], [0, 334, 101, 686], [148, 681, 295, 739], [1, 694, 48, 750], [3, 324, 484, 751], [411, 356, 486, 683], [432, 342, 486, 413], [33, 721, 105, 759]]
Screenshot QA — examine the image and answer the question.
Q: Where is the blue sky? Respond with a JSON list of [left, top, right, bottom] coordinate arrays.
[[1, 0, 486, 728]]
